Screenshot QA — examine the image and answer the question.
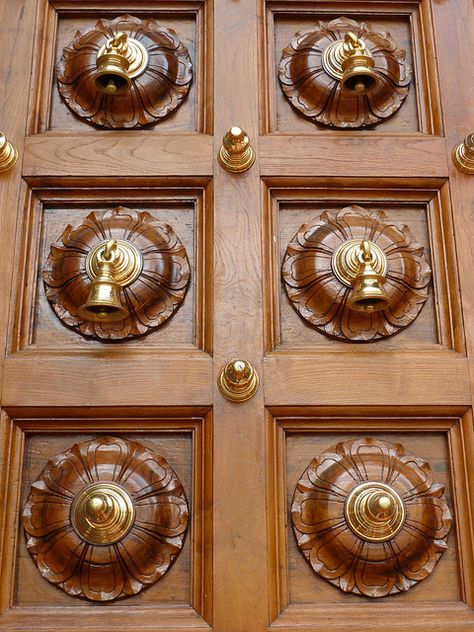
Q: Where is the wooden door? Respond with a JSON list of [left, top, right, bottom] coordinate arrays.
[[0, 1, 473, 631]]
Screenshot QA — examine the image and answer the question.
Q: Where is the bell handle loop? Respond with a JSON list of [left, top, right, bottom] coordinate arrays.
[[344, 32, 364, 54], [99, 239, 118, 264], [107, 32, 128, 55], [358, 240, 373, 266]]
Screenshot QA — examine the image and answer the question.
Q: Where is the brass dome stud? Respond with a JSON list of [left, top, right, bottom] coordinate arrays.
[[218, 358, 259, 402], [452, 133, 474, 174], [218, 126, 256, 173], [0, 132, 18, 173]]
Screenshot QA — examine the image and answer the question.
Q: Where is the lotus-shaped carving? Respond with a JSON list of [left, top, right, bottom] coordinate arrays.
[[43, 207, 190, 341], [23, 436, 189, 601], [56, 14, 193, 128], [292, 438, 452, 598], [279, 17, 411, 128], [282, 205, 431, 342]]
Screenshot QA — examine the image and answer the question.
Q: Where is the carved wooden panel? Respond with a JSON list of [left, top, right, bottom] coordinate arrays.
[[278, 17, 411, 129], [23, 436, 188, 601], [291, 437, 451, 598], [264, 182, 463, 353], [56, 15, 192, 129], [262, 3, 442, 134], [12, 182, 211, 352], [281, 205, 431, 342], [43, 207, 190, 341]]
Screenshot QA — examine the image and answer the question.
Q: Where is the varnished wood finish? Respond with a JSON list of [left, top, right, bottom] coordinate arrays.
[[292, 437, 451, 597], [1, 0, 474, 630], [57, 15, 193, 129], [282, 205, 431, 342], [279, 17, 411, 129], [44, 207, 190, 340], [23, 435, 189, 601]]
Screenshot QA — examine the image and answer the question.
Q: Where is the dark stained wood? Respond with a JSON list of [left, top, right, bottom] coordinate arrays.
[[281, 205, 431, 342], [22, 435, 189, 601], [279, 17, 411, 129], [43, 207, 190, 341]]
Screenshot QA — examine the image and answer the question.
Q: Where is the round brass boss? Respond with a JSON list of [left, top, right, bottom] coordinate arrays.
[[332, 239, 387, 287], [218, 358, 259, 402], [70, 482, 135, 545], [97, 36, 148, 79], [322, 39, 349, 80], [86, 239, 143, 287], [344, 481, 405, 542]]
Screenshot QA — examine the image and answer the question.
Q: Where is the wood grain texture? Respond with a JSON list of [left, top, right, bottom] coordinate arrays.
[[56, 15, 193, 129], [282, 205, 431, 342], [23, 435, 189, 601], [291, 437, 451, 597], [23, 133, 213, 177], [278, 17, 411, 129], [43, 207, 190, 341], [260, 135, 448, 177]]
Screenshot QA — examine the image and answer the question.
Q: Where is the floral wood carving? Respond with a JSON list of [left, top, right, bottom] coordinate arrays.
[[282, 205, 431, 342], [43, 207, 190, 341], [278, 17, 412, 129], [23, 436, 189, 601], [291, 438, 452, 598], [56, 15, 193, 129]]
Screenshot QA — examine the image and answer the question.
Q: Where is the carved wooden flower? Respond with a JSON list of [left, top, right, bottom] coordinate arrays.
[[23, 436, 189, 601], [292, 438, 452, 598], [282, 205, 431, 342], [56, 14, 193, 128], [279, 17, 412, 128], [43, 207, 190, 341]]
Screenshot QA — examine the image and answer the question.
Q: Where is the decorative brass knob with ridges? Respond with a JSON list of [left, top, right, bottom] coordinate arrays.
[[0, 132, 18, 173], [218, 358, 259, 402], [452, 133, 474, 174], [218, 126, 256, 173]]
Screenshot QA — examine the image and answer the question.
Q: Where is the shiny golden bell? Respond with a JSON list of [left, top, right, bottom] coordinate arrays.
[[95, 33, 132, 95], [347, 242, 390, 312], [78, 260, 129, 322], [341, 50, 377, 95]]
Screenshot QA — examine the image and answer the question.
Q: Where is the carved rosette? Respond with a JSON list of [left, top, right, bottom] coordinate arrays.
[[56, 15, 193, 128], [279, 17, 412, 128], [43, 207, 190, 341], [23, 436, 189, 601], [291, 438, 452, 598], [282, 205, 431, 342]]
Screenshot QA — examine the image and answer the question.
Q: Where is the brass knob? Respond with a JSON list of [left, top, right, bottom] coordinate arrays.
[[345, 482, 405, 542], [0, 131, 18, 173], [218, 358, 259, 402], [452, 133, 474, 174], [218, 126, 256, 173]]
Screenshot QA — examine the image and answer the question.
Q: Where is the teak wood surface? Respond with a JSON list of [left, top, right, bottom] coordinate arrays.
[[0, 1, 474, 631]]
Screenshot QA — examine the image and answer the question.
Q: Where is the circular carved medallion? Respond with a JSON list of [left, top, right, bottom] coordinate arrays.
[[22, 436, 189, 601], [282, 205, 431, 342], [291, 438, 452, 598], [56, 14, 193, 128], [278, 17, 412, 129], [43, 207, 191, 341]]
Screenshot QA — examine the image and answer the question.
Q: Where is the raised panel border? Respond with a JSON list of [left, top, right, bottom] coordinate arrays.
[[266, 405, 474, 631], [262, 177, 464, 355], [0, 406, 213, 630], [27, 0, 213, 136], [260, 0, 442, 136]]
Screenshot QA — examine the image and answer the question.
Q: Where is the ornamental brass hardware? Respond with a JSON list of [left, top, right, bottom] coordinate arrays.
[[218, 358, 259, 402], [292, 438, 452, 597], [324, 31, 377, 95], [218, 126, 256, 173], [23, 436, 189, 601], [56, 15, 192, 129], [94, 31, 148, 95], [452, 133, 474, 174], [0, 132, 18, 173], [282, 205, 431, 342], [333, 239, 390, 312], [78, 239, 135, 322], [279, 17, 412, 129], [43, 207, 190, 341]]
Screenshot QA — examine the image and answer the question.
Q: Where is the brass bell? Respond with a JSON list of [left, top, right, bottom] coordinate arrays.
[[95, 32, 132, 95], [347, 241, 390, 312], [78, 240, 129, 322], [340, 32, 377, 95]]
